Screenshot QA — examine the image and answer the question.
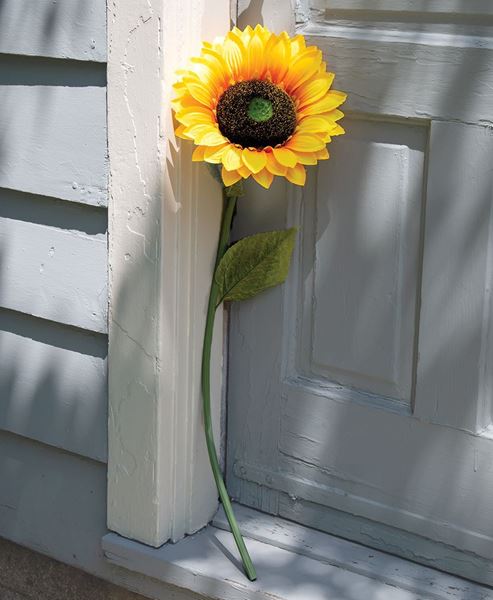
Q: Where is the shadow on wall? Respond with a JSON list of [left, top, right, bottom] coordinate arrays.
[[237, 0, 264, 26], [0, 0, 111, 565], [225, 0, 493, 592], [0, 0, 105, 58], [0, 0, 492, 594], [0, 191, 109, 457]]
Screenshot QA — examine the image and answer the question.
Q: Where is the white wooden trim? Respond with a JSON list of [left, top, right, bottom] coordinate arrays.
[[107, 0, 230, 547]]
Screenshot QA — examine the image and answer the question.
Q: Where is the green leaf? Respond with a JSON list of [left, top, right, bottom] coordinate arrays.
[[215, 228, 297, 304]]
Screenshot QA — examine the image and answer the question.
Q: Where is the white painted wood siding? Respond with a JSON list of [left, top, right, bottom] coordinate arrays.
[[228, 1, 493, 586], [0, 62, 107, 205], [0, 0, 107, 62], [0, 0, 111, 580]]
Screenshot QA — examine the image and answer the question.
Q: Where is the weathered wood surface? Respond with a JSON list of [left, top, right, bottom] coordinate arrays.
[[0, 431, 108, 573], [0, 0, 112, 579], [307, 0, 493, 16], [415, 122, 493, 432], [0, 431, 199, 600], [107, 0, 230, 548], [304, 30, 493, 125], [0, 309, 107, 462], [213, 504, 493, 600], [0, 58, 107, 206], [0, 194, 107, 333], [0, 0, 107, 61], [310, 119, 425, 402], [228, 2, 493, 586]]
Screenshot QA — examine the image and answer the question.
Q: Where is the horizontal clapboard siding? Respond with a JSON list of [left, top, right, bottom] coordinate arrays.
[[0, 431, 199, 599], [0, 309, 107, 462], [0, 0, 107, 62], [0, 55, 107, 206], [0, 430, 108, 573], [0, 0, 109, 572], [0, 191, 107, 333]]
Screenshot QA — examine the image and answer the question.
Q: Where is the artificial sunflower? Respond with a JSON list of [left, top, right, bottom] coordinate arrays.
[[172, 25, 347, 583], [172, 24, 346, 189]]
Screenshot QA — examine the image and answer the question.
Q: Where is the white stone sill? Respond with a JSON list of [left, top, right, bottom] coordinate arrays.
[[103, 504, 493, 600]]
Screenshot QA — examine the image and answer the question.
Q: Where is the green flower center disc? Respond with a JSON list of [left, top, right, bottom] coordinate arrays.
[[247, 97, 273, 123]]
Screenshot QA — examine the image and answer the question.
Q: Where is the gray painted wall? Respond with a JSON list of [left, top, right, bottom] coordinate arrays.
[[0, 6, 204, 598], [0, 0, 114, 590]]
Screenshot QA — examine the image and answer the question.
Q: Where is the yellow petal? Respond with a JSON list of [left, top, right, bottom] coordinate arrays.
[[202, 48, 230, 82], [246, 32, 265, 79], [272, 147, 297, 168], [240, 25, 254, 46], [330, 124, 345, 136], [173, 94, 201, 111], [223, 146, 243, 171], [238, 165, 251, 179], [296, 73, 335, 107], [286, 163, 306, 186], [253, 24, 271, 44], [290, 34, 307, 57], [298, 115, 334, 134], [184, 122, 213, 138], [221, 167, 242, 187], [185, 81, 214, 107], [294, 152, 318, 165], [222, 32, 246, 80], [315, 147, 330, 160], [176, 107, 215, 127], [187, 61, 222, 96], [200, 131, 228, 146], [283, 48, 322, 93], [252, 168, 274, 189], [204, 144, 229, 163], [286, 133, 325, 152], [192, 146, 207, 161], [266, 152, 288, 176], [324, 108, 345, 122], [175, 124, 190, 139], [242, 148, 267, 174], [187, 124, 227, 146], [191, 56, 229, 88], [299, 91, 347, 117], [265, 35, 290, 83]]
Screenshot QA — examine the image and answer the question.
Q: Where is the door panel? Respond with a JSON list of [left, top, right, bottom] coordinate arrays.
[[309, 119, 425, 402], [228, 1, 493, 585], [415, 121, 493, 432]]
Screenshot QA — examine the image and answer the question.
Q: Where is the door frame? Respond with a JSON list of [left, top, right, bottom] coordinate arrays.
[[106, 0, 230, 547]]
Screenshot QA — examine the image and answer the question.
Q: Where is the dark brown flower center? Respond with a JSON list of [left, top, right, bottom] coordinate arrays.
[[216, 80, 297, 149]]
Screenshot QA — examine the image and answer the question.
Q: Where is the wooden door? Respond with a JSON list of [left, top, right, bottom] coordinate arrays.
[[227, 1, 493, 585]]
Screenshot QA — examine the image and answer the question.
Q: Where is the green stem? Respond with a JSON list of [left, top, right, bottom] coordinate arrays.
[[201, 191, 257, 582]]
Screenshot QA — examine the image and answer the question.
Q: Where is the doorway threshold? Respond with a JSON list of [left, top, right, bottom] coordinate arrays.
[[103, 503, 493, 600]]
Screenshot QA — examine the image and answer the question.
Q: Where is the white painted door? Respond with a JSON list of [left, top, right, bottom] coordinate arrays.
[[227, 1, 493, 585]]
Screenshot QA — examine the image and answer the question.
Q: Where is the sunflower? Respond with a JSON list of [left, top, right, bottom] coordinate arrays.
[[172, 25, 346, 189]]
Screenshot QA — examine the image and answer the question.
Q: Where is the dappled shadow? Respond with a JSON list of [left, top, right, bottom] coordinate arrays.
[[226, 0, 493, 593], [0, 0, 116, 589], [1, 0, 493, 597]]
